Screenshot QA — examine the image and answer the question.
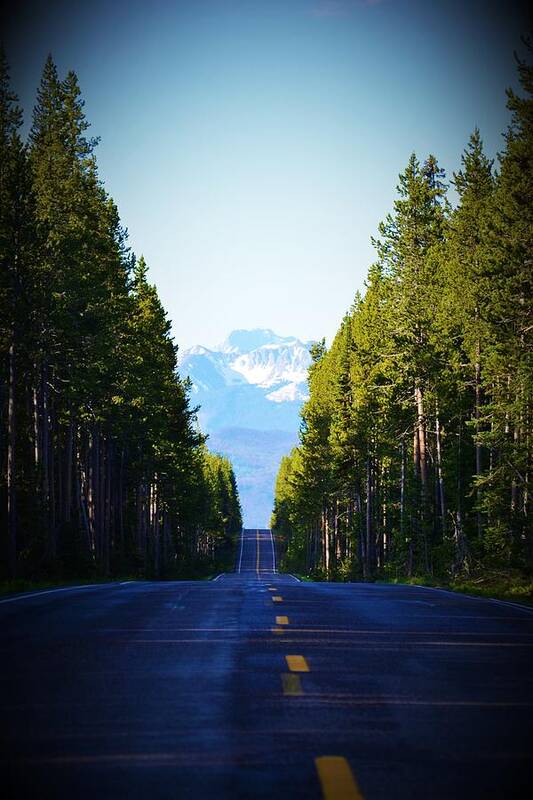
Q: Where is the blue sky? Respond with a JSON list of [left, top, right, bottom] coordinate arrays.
[[4, 0, 530, 350]]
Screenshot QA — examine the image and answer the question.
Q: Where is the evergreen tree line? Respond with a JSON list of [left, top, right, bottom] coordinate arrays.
[[0, 53, 242, 581], [272, 50, 532, 583]]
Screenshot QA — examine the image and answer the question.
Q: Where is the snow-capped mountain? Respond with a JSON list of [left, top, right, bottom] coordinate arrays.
[[230, 340, 309, 388], [179, 329, 311, 431], [179, 329, 312, 526]]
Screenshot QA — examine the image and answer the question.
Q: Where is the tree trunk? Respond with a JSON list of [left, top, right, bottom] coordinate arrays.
[[7, 336, 17, 576], [119, 447, 125, 560], [475, 335, 482, 538], [65, 417, 74, 523], [57, 424, 64, 526], [48, 390, 56, 558], [88, 429, 95, 555], [365, 455, 375, 579], [323, 501, 330, 578], [334, 498, 340, 568], [162, 506, 168, 573], [105, 437, 112, 575], [313, 517, 319, 571], [153, 476, 160, 578], [99, 431, 106, 573], [454, 416, 467, 572], [77, 440, 91, 555], [416, 383, 427, 490], [93, 426, 101, 565], [381, 463, 388, 565], [42, 363, 53, 556], [400, 439, 406, 541], [375, 460, 383, 569], [415, 382, 430, 571], [33, 372, 41, 473], [435, 402, 446, 534], [511, 426, 519, 514]]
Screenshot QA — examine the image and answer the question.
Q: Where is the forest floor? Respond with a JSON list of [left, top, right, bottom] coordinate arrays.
[[380, 572, 533, 606], [0, 573, 220, 597], [284, 569, 533, 606]]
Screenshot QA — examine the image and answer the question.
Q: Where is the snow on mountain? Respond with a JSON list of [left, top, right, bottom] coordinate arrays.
[[266, 382, 308, 403], [230, 341, 310, 388], [180, 347, 247, 394], [178, 329, 312, 526], [179, 329, 312, 408]]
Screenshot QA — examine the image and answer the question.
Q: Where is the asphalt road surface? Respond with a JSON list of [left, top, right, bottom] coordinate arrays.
[[2, 528, 532, 799]]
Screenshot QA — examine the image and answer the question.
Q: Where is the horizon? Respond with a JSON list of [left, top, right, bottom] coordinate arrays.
[[180, 326, 315, 354]]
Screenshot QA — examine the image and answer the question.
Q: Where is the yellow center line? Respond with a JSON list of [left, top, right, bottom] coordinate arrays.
[[282, 673, 303, 696], [272, 596, 283, 602], [315, 757, 364, 800], [276, 616, 289, 625], [286, 655, 309, 672]]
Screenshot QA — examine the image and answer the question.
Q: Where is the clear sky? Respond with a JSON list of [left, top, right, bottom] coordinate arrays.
[[4, 0, 531, 351]]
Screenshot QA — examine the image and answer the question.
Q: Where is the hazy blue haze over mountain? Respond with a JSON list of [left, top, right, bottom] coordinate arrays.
[[179, 330, 312, 526]]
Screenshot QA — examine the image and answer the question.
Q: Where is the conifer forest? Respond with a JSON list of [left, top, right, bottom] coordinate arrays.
[[1, 44, 532, 593], [272, 50, 532, 588], [0, 53, 242, 582]]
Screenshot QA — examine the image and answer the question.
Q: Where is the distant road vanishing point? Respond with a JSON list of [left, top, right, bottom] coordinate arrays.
[[2, 529, 532, 799]]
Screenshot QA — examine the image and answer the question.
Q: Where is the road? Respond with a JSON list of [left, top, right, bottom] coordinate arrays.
[[2, 528, 532, 799]]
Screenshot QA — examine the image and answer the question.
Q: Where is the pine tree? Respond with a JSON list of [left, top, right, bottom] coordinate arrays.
[[479, 44, 533, 567], [439, 129, 495, 560], [1, 54, 242, 582], [0, 48, 35, 577], [273, 50, 532, 588], [373, 153, 448, 573]]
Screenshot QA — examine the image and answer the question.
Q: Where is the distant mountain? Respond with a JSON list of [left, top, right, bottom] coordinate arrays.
[[180, 329, 311, 432], [179, 329, 312, 526]]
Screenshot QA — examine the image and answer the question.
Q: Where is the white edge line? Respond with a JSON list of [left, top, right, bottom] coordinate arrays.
[[414, 583, 533, 616], [237, 528, 244, 573], [0, 581, 136, 605], [486, 596, 533, 615], [211, 574, 225, 582], [288, 573, 302, 582]]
